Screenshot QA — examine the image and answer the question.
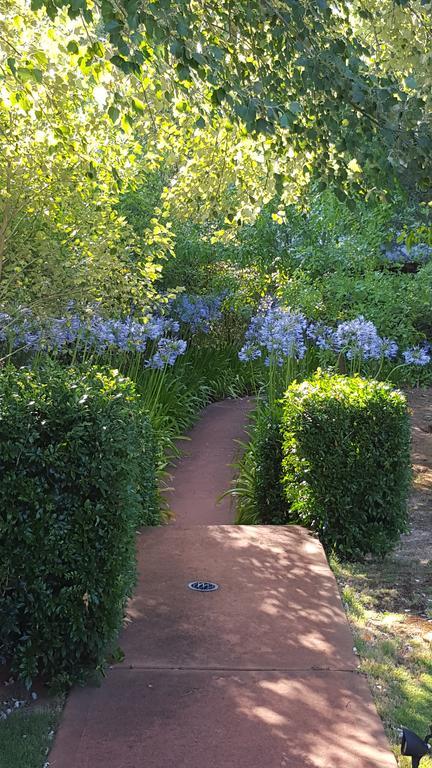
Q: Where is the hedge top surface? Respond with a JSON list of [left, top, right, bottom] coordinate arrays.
[[284, 372, 407, 410]]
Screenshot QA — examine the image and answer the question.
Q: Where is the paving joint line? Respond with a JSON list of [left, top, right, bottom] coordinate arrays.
[[111, 665, 363, 674]]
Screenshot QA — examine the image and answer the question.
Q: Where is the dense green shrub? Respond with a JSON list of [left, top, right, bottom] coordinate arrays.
[[0, 363, 158, 688], [231, 403, 289, 525], [252, 406, 289, 524], [281, 373, 411, 559]]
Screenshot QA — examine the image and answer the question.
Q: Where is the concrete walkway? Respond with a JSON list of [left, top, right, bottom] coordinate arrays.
[[49, 399, 396, 768]]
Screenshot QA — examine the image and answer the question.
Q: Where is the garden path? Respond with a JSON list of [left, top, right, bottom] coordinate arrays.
[[49, 398, 396, 768]]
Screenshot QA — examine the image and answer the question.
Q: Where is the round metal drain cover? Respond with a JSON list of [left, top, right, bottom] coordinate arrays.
[[188, 581, 219, 592]]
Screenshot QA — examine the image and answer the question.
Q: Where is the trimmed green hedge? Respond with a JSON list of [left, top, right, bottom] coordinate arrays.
[[282, 373, 411, 559], [0, 364, 158, 687]]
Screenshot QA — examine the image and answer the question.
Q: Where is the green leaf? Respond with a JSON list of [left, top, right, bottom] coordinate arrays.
[[67, 41, 79, 55], [105, 19, 122, 33], [191, 52, 205, 66], [132, 97, 145, 113], [405, 76, 417, 90], [274, 172, 284, 195], [176, 18, 190, 37], [110, 55, 131, 74], [288, 101, 302, 115], [34, 50, 49, 67], [256, 117, 274, 134], [170, 40, 184, 58], [210, 45, 225, 61], [351, 84, 364, 104], [176, 64, 190, 81], [17, 67, 43, 84], [108, 105, 120, 123]]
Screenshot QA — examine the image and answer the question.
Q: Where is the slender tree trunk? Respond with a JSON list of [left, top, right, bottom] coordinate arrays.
[[0, 158, 12, 283]]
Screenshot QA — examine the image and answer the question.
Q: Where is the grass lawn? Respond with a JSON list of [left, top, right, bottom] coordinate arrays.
[[333, 557, 432, 767], [0, 699, 63, 768]]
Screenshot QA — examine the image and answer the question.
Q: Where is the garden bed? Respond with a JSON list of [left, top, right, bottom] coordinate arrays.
[[2, 389, 432, 768]]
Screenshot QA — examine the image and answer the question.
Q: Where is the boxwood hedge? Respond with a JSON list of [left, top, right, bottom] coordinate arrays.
[[282, 373, 411, 559], [0, 363, 158, 688]]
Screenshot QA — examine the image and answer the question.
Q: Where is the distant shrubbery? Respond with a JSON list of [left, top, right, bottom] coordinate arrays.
[[0, 363, 158, 687]]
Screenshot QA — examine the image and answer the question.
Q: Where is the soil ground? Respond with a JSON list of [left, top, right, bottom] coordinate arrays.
[[398, 389, 432, 563]]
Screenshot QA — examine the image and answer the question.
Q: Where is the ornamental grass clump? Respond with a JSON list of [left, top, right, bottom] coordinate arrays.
[[0, 363, 158, 688], [281, 373, 411, 559]]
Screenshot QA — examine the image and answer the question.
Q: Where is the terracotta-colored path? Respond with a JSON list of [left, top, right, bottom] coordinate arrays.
[[49, 399, 396, 768], [167, 397, 254, 526]]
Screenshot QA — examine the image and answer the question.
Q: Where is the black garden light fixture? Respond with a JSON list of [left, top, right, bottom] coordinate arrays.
[[401, 726, 432, 768]]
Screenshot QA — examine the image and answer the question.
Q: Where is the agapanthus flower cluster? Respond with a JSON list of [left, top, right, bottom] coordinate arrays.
[[0, 309, 43, 352], [0, 312, 15, 344], [402, 346, 431, 366], [238, 306, 432, 368], [147, 338, 188, 369], [306, 321, 335, 351], [172, 294, 224, 333], [239, 306, 308, 366], [382, 237, 432, 265], [0, 308, 187, 368], [333, 316, 398, 361]]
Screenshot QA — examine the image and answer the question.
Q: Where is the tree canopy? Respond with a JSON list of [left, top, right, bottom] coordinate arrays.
[[0, 0, 431, 312], [27, 0, 432, 203]]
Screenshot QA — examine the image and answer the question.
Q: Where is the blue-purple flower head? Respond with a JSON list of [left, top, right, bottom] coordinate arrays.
[[81, 313, 185, 359], [40, 316, 80, 351], [172, 294, 223, 333], [402, 346, 431, 366], [0, 311, 12, 344], [334, 316, 385, 360], [5, 310, 43, 352], [239, 306, 307, 366], [238, 343, 262, 362], [306, 322, 335, 351], [147, 338, 187, 369], [238, 310, 403, 366], [382, 235, 432, 265], [0, 306, 188, 366], [144, 315, 179, 341], [380, 338, 399, 360]]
